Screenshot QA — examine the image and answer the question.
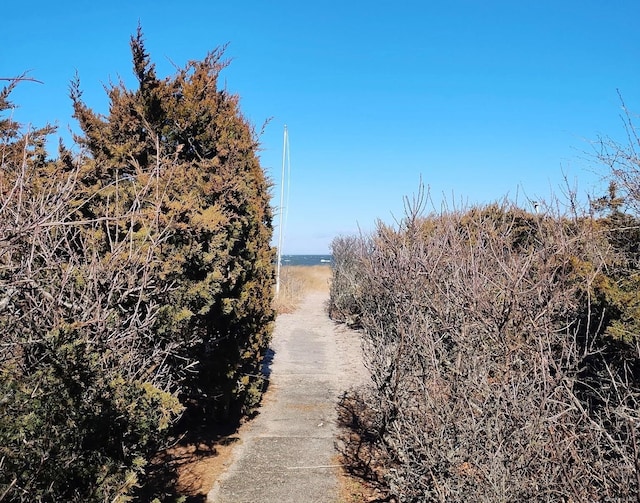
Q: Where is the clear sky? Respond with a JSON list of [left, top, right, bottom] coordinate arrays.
[[4, 1, 639, 253]]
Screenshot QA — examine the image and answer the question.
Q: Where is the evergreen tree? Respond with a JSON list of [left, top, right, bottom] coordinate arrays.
[[71, 27, 275, 419], [1, 29, 275, 501]]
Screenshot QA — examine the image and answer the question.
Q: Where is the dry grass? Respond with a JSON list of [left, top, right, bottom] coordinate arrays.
[[273, 265, 332, 314], [169, 436, 240, 499], [336, 465, 384, 503]]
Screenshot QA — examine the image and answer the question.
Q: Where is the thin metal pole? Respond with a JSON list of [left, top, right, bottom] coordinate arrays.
[[275, 125, 288, 296]]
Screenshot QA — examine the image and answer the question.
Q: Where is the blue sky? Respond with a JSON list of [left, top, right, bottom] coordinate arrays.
[[4, 1, 639, 253]]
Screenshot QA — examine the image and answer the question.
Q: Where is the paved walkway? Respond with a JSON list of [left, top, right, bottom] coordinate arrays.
[[207, 291, 365, 503]]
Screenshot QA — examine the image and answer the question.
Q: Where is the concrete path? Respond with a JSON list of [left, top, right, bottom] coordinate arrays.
[[207, 291, 366, 503]]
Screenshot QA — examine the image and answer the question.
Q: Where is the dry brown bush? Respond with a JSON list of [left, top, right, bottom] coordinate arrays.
[[332, 189, 640, 502], [329, 235, 367, 325]]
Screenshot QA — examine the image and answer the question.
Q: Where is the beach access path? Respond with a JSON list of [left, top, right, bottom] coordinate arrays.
[[207, 290, 368, 502]]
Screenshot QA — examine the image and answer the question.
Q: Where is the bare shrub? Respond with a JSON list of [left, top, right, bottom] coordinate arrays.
[[329, 235, 368, 325], [593, 91, 640, 216], [333, 189, 640, 502], [0, 126, 187, 501]]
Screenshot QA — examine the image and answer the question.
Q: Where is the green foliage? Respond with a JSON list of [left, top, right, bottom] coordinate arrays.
[[1, 28, 274, 501], [0, 340, 181, 502], [586, 182, 640, 344], [70, 27, 275, 419]]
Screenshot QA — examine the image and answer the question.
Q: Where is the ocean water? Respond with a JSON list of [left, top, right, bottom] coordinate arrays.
[[280, 254, 333, 266]]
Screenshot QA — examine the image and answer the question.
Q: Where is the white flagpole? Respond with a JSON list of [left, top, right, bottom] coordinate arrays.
[[275, 125, 289, 296]]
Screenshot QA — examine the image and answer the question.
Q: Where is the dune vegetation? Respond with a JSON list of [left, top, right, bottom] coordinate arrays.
[[330, 126, 640, 501], [273, 265, 332, 314], [0, 29, 274, 502]]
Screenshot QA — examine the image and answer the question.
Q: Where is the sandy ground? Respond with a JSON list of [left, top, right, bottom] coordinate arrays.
[[204, 290, 368, 502]]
